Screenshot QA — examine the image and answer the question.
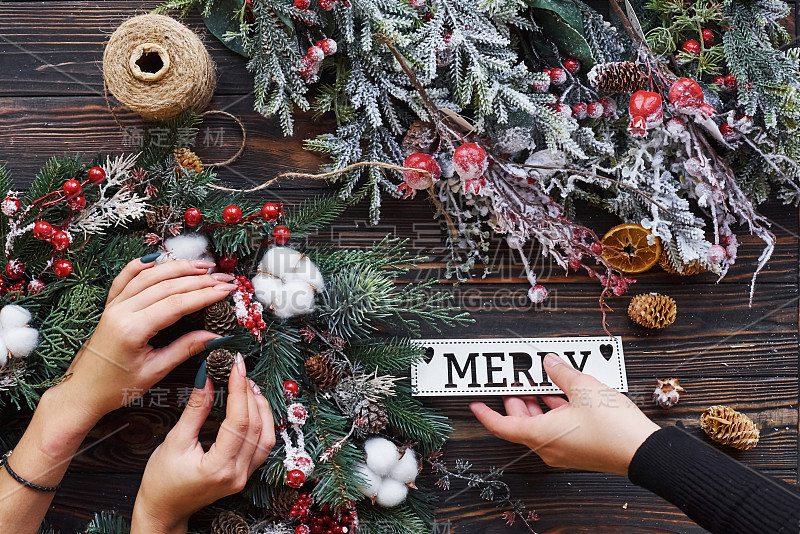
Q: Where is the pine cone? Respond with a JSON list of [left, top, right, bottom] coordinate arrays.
[[207, 348, 236, 385], [204, 300, 239, 336], [628, 293, 677, 329], [701, 405, 760, 450], [659, 253, 705, 276], [211, 511, 249, 534], [269, 488, 299, 519], [305, 353, 340, 391], [175, 148, 203, 175], [356, 401, 389, 434], [145, 205, 173, 231], [401, 120, 437, 155], [588, 62, 648, 94]]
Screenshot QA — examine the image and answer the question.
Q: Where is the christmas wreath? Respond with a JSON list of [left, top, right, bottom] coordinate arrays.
[[158, 0, 800, 329]]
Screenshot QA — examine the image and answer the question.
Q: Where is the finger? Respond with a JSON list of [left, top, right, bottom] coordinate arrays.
[[113, 259, 216, 303], [147, 330, 222, 376], [136, 284, 236, 336], [124, 272, 235, 311], [541, 395, 569, 411], [503, 397, 531, 417], [469, 402, 531, 445], [521, 396, 544, 416], [543, 353, 591, 399], [215, 353, 250, 459], [236, 380, 262, 471], [106, 255, 159, 304], [249, 391, 275, 473], [172, 373, 213, 442]]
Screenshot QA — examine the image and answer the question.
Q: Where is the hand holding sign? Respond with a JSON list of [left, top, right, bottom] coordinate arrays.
[[470, 353, 659, 476]]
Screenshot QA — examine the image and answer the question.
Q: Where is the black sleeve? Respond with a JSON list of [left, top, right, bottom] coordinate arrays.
[[628, 425, 800, 534]]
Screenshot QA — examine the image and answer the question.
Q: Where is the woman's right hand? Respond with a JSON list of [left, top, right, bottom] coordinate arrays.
[[132, 353, 275, 534]]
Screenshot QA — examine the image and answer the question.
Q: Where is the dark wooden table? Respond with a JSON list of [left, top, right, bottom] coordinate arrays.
[[0, 2, 797, 532]]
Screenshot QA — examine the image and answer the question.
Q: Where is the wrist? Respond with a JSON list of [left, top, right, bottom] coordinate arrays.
[[35, 380, 100, 458], [132, 494, 189, 534]]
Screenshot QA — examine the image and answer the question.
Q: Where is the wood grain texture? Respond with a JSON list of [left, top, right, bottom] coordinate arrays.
[[0, 1, 795, 533]]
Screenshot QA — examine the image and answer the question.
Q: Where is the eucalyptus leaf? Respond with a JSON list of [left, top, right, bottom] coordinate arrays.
[[201, 0, 248, 57], [526, 0, 596, 67]]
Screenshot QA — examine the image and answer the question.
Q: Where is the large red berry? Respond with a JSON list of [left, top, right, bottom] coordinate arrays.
[[724, 74, 737, 89], [27, 279, 45, 295], [33, 221, 54, 240], [681, 39, 701, 56], [222, 205, 242, 224], [701, 29, 714, 48], [273, 225, 291, 245], [51, 231, 72, 251], [548, 68, 566, 85], [87, 166, 106, 185], [294, 0, 310, 8], [67, 195, 86, 211], [587, 101, 604, 119], [286, 469, 306, 488], [563, 58, 580, 74], [53, 259, 73, 278], [184, 207, 203, 227], [306, 45, 325, 63], [5, 260, 24, 279], [63, 179, 82, 197], [402, 153, 441, 191], [453, 143, 488, 181], [283, 380, 300, 398], [261, 202, 281, 221]]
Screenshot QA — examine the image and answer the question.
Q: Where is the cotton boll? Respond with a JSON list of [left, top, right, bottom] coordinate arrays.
[[251, 274, 283, 306], [161, 234, 210, 262], [0, 304, 31, 330], [260, 247, 303, 277], [0, 338, 7, 367], [271, 281, 316, 319], [354, 462, 382, 500], [3, 327, 38, 358], [364, 437, 400, 476], [390, 449, 419, 486], [282, 257, 325, 291], [375, 478, 408, 507]]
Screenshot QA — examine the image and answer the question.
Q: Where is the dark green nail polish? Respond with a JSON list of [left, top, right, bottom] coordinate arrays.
[[205, 336, 235, 350], [140, 252, 161, 263], [194, 360, 207, 389]]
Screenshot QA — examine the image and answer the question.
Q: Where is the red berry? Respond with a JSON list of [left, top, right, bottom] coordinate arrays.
[[287, 469, 306, 488], [87, 166, 106, 185], [51, 231, 72, 251], [294, 0, 310, 8], [713, 76, 725, 87], [296, 526, 311, 534], [27, 279, 45, 295], [316, 38, 337, 56], [53, 259, 73, 278], [719, 123, 733, 136], [33, 221, 54, 240], [571, 102, 588, 119], [548, 68, 566, 85], [453, 143, 488, 181], [318, 0, 335, 10], [702, 29, 714, 48], [5, 260, 24, 279], [184, 207, 203, 227], [219, 254, 238, 272], [1, 195, 21, 217], [261, 202, 281, 221], [284, 380, 300, 398], [587, 101, 604, 119], [63, 179, 82, 197], [590, 242, 603, 255], [681, 39, 701, 56], [724, 74, 737, 89], [223, 205, 243, 224], [273, 225, 291, 245], [67, 195, 86, 211], [563, 58, 580, 74], [401, 153, 441, 194], [307, 45, 325, 63]]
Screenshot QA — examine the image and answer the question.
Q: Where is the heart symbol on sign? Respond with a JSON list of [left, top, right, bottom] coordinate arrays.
[[424, 346, 435, 363], [599, 344, 614, 361]]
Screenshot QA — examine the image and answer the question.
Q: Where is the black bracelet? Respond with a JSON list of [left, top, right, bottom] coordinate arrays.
[[0, 450, 61, 492]]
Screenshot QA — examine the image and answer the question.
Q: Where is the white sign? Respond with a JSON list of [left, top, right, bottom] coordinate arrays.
[[411, 337, 627, 396]]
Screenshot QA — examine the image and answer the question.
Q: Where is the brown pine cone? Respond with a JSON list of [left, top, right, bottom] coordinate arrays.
[[659, 252, 705, 276], [211, 511, 248, 534], [269, 488, 299, 519], [356, 401, 389, 434], [588, 61, 648, 94], [305, 353, 340, 391], [175, 148, 203, 175], [401, 120, 437, 155], [204, 300, 239, 336], [145, 204, 173, 231], [207, 348, 236, 385], [628, 293, 677, 329], [701, 405, 760, 450]]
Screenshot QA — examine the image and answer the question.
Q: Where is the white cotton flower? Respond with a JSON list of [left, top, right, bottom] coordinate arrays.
[[271, 281, 316, 319], [252, 247, 325, 319], [375, 479, 409, 508], [364, 437, 401, 476], [389, 449, 419, 486], [0, 304, 39, 364], [0, 338, 7, 367], [0, 305, 31, 330], [260, 247, 304, 277], [160, 234, 211, 263], [252, 274, 283, 306], [355, 462, 382, 500]]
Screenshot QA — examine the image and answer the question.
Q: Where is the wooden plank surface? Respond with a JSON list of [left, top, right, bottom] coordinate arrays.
[[0, 2, 797, 533]]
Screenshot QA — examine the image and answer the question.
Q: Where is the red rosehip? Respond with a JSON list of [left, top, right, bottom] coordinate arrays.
[[563, 58, 580, 74], [702, 29, 714, 48], [681, 39, 701, 56], [284, 380, 300, 398], [63, 179, 82, 197], [184, 207, 203, 227], [33, 220, 54, 240], [273, 225, 291, 245], [724, 74, 737, 89], [53, 259, 73, 278], [219, 254, 238, 272], [261, 202, 281, 221], [51, 230, 72, 251], [401, 153, 441, 193], [222, 205, 243, 224], [87, 166, 106, 185], [67, 195, 86, 211]]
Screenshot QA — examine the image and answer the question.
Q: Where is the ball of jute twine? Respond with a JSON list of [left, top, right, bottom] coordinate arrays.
[[103, 14, 216, 122]]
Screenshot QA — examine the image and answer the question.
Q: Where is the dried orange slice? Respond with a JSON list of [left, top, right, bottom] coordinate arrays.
[[601, 223, 661, 274]]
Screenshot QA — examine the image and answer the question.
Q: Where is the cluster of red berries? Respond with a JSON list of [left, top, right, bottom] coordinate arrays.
[[713, 74, 738, 90], [232, 275, 267, 338], [184, 202, 289, 244], [293, 502, 358, 534], [535, 60, 618, 122], [299, 38, 338, 80], [681, 29, 715, 57]]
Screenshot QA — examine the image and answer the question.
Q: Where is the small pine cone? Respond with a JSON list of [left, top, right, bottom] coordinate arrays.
[[175, 148, 203, 175], [269, 488, 299, 519], [204, 300, 239, 336], [701, 405, 760, 450], [145, 205, 173, 231], [305, 353, 340, 391], [659, 253, 705, 276], [588, 61, 648, 94], [207, 349, 236, 385], [401, 120, 438, 155], [211, 511, 249, 534], [356, 401, 389, 434], [628, 293, 677, 329]]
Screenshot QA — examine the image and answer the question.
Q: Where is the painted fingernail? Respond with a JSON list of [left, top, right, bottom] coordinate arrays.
[[194, 360, 207, 389], [140, 252, 161, 263], [544, 353, 563, 369], [249, 379, 261, 396], [191, 259, 216, 268], [236, 353, 247, 377], [205, 336, 235, 350], [211, 273, 235, 282], [214, 283, 238, 292]]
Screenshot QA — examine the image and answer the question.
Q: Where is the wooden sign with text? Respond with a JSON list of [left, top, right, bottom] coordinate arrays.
[[411, 337, 627, 396]]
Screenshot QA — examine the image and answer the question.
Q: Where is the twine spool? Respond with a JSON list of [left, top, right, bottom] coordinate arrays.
[[103, 14, 216, 121]]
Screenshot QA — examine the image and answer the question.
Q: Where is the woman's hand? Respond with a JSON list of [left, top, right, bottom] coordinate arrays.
[[132, 353, 275, 534], [470, 352, 659, 476]]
